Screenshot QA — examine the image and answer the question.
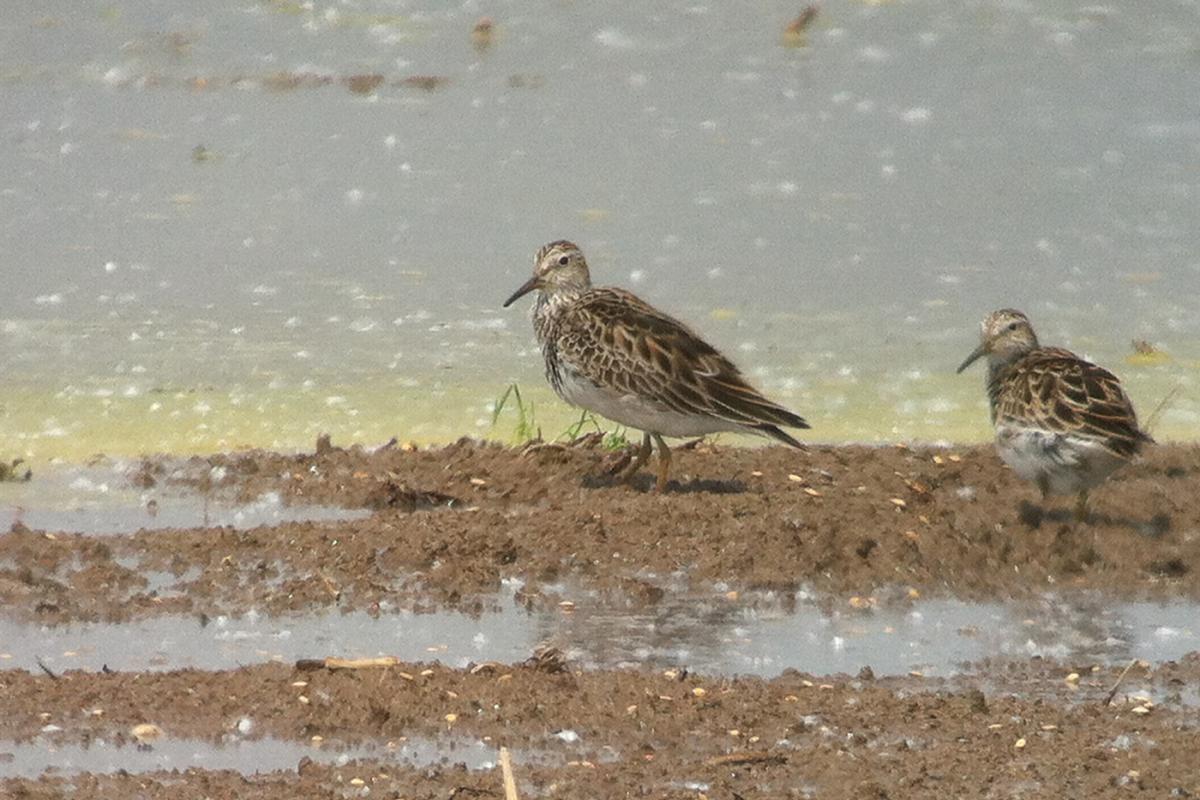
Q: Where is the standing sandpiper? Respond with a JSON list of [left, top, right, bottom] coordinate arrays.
[[504, 240, 810, 491], [957, 309, 1152, 522]]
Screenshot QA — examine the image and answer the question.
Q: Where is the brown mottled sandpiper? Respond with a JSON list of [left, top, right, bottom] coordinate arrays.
[[957, 308, 1152, 522], [504, 240, 810, 492]]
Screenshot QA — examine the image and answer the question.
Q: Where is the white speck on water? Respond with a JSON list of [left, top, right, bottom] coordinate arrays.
[[831, 91, 852, 105], [627, 73, 648, 87], [855, 100, 875, 114], [104, 261, 118, 273], [707, 268, 723, 279], [778, 181, 799, 196], [594, 27, 635, 49], [472, 632, 487, 649], [831, 636, 845, 651], [901, 107, 931, 124], [193, 401, 211, 416], [1152, 626, 1181, 640], [881, 164, 896, 178], [918, 31, 939, 47], [325, 396, 347, 407], [252, 285, 278, 296], [857, 46, 890, 63], [345, 188, 364, 206], [349, 318, 378, 333], [629, 269, 646, 284], [1049, 31, 1075, 46], [34, 294, 63, 306], [383, 135, 397, 149], [1036, 239, 1055, 254], [70, 477, 109, 493], [293, 350, 311, 359], [284, 316, 301, 328]]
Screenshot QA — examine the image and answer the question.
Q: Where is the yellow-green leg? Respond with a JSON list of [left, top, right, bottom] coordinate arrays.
[[617, 433, 653, 483], [652, 433, 671, 493]]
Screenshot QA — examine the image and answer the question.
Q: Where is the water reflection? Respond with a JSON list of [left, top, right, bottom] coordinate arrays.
[[4, 589, 1197, 678]]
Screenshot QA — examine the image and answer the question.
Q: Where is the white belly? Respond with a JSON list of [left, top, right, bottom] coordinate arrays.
[[555, 366, 738, 438], [995, 425, 1127, 495]]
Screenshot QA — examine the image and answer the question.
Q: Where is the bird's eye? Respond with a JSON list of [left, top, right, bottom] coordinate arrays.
[[557, 255, 569, 266], [1007, 322, 1019, 331]]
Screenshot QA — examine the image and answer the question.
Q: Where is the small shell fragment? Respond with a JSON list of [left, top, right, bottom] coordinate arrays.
[[131, 723, 163, 744], [1014, 737, 1026, 749]]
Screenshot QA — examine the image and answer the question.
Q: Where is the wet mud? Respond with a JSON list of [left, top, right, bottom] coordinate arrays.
[[2, 439, 1199, 798], [2, 439, 1197, 624]]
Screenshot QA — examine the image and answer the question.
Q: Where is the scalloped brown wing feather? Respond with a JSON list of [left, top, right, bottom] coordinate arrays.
[[554, 288, 809, 437], [995, 347, 1150, 459]]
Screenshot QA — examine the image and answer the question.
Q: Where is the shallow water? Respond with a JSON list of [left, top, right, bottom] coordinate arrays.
[[0, 462, 365, 534], [1, 1, 1198, 460], [5, 589, 1197, 680], [0, 734, 498, 779]]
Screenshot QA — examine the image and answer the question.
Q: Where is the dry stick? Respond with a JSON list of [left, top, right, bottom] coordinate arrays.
[[1104, 658, 1140, 706], [35, 656, 59, 680], [499, 747, 520, 800], [293, 656, 400, 671]]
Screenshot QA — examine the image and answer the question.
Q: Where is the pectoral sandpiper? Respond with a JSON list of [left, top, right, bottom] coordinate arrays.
[[957, 309, 1152, 522], [503, 240, 810, 492]]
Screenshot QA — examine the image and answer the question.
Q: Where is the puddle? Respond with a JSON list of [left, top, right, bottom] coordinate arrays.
[[0, 464, 366, 534], [4, 591, 1198, 680], [0, 735, 499, 779]]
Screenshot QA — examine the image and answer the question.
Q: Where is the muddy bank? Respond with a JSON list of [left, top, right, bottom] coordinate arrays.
[[1, 440, 1197, 623], [2, 656, 1198, 799]]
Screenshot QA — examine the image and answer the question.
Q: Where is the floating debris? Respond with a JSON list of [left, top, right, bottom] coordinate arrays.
[[472, 17, 495, 52], [783, 6, 820, 48], [397, 75, 450, 92], [1126, 339, 1170, 366], [344, 74, 384, 95]]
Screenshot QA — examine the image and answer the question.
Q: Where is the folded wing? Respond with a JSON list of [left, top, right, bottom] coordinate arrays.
[[997, 347, 1150, 459], [554, 288, 809, 443]]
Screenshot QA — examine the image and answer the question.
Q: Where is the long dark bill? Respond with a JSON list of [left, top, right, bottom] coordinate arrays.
[[956, 344, 988, 374], [502, 276, 541, 308]]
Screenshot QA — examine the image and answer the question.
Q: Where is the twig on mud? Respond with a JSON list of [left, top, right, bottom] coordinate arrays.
[[294, 656, 400, 671], [499, 746, 520, 800], [1104, 658, 1140, 706], [35, 657, 59, 680], [703, 751, 788, 767]]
